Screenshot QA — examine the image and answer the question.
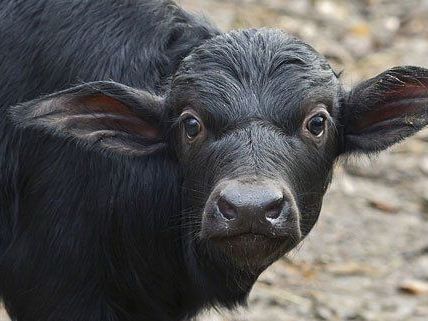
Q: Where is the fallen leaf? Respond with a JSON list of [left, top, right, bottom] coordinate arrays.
[[325, 262, 379, 276], [368, 199, 399, 214], [399, 279, 428, 295]]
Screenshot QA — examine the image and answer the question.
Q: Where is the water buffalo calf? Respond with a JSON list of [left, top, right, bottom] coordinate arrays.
[[0, 1, 427, 321]]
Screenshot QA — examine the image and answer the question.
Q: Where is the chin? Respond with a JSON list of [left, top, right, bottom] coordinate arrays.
[[204, 232, 302, 274]]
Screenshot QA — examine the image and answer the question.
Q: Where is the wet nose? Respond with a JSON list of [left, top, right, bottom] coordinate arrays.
[[201, 179, 302, 267], [202, 179, 300, 240], [216, 180, 286, 222]]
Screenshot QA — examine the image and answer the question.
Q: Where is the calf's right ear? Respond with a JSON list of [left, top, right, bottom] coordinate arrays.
[[10, 81, 166, 156]]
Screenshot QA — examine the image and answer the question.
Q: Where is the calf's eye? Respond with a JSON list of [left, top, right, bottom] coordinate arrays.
[[307, 114, 326, 137], [183, 116, 201, 139]]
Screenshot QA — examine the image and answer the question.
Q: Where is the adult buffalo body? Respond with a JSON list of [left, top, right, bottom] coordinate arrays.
[[0, 1, 427, 321]]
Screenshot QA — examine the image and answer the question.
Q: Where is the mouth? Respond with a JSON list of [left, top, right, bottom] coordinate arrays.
[[209, 233, 299, 271]]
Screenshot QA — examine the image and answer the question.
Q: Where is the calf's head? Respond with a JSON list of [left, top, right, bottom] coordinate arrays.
[[13, 29, 428, 275]]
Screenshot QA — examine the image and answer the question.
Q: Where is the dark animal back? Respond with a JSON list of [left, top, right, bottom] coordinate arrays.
[[0, 0, 218, 108]]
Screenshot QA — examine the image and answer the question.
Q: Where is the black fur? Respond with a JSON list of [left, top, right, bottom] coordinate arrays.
[[0, 1, 427, 321], [0, 0, 218, 105]]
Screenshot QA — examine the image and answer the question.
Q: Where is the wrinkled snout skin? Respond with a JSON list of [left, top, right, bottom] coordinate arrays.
[[169, 29, 339, 273], [202, 178, 298, 238]]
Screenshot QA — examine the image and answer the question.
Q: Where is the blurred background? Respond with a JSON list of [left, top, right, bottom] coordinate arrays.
[[176, 0, 428, 321]]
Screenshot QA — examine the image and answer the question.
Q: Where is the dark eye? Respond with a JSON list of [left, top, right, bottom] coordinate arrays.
[[307, 114, 326, 137], [183, 116, 201, 139]]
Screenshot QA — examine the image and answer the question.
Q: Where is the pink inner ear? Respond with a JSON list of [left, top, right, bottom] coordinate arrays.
[[353, 84, 428, 132], [78, 95, 135, 114], [74, 94, 160, 139]]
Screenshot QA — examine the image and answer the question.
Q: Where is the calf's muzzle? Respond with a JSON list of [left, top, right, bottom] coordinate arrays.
[[201, 178, 300, 240]]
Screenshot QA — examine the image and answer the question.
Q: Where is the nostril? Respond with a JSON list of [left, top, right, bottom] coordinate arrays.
[[217, 197, 238, 220], [265, 197, 285, 220]]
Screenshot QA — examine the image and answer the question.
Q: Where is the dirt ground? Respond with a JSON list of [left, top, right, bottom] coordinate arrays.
[[176, 1, 428, 321], [1, 1, 427, 321]]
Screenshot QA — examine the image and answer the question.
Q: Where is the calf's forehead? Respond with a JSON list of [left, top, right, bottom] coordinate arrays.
[[172, 29, 340, 125]]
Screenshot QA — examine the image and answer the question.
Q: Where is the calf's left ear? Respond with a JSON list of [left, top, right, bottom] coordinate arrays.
[[10, 81, 166, 156], [341, 66, 428, 154]]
